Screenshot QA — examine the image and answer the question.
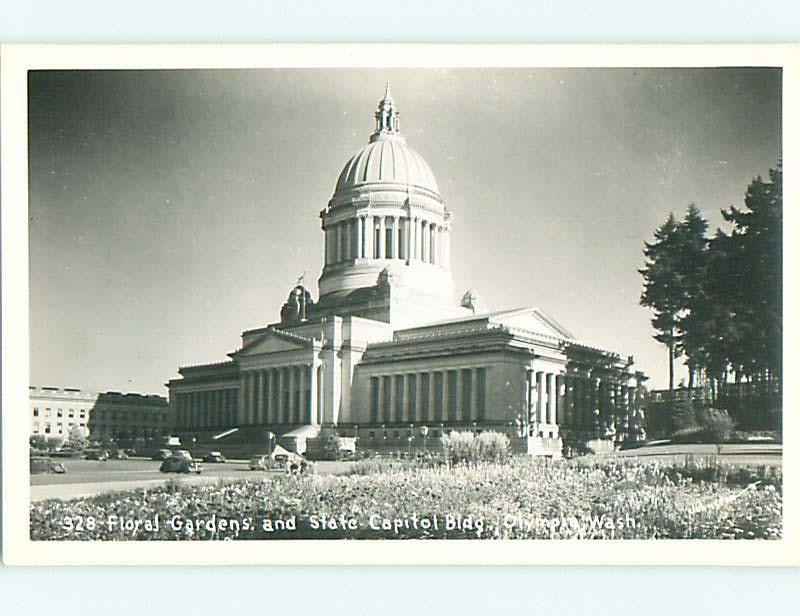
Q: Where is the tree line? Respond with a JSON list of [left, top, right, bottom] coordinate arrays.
[[639, 163, 782, 424]]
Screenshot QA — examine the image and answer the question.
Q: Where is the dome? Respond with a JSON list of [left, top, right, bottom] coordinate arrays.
[[332, 84, 440, 200], [334, 135, 440, 197]]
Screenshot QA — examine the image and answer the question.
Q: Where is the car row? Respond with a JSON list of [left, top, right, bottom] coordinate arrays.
[[30, 456, 66, 474]]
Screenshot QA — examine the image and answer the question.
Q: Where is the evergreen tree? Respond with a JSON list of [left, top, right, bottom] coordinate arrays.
[[639, 213, 684, 392], [719, 164, 782, 380], [675, 204, 710, 388]]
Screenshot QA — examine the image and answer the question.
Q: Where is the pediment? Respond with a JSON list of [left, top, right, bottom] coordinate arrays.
[[235, 329, 311, 357], [490, 308, 575, 340]]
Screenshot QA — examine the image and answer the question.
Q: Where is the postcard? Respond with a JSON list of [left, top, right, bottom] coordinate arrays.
[[2, 44, 797, 565]]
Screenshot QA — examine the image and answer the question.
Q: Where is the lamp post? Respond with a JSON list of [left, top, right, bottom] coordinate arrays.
[[407, 423, 414, 456], [190, 435, 196, 458], [420, 425, 428, 455], [266, 430, 275, 456]]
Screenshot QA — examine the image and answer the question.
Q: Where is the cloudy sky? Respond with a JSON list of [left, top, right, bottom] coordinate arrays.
[[28, 67, 781, 394]]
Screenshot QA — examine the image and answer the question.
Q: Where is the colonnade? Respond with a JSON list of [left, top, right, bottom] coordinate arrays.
[[526, 370, 638, 434], [324, 213, 450, 267], [175, 364, 322, 430], [239, 365, 318, 426], [369, 367, 486, 424], [175, 389, 238, 430]]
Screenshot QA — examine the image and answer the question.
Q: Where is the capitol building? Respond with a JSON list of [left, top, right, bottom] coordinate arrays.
[[167, 86, 647, 457]]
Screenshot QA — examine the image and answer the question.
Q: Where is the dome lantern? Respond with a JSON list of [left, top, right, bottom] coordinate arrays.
[[373, 82, 400, 137]]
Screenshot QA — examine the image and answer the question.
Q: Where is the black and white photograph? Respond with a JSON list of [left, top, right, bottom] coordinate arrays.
[[1, 44, 796, 564]]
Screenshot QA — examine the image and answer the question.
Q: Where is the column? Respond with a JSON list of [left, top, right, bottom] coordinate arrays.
[[420, 221, 427, 262], [429, 223, 437, 265], [436, 226, 444, 266], [405, 216, 414, 263], [469, 368, 479, 423], [564, 375, 574, 427], [297, 365, 308, 424], [365, 215, 373, 259], [324, 226, 330, 265], [288, 366, 297, 423], [546, 373, 556, 424], [333, 223, 341, 263], [267, 368, 275, 423], [526, 370, 535, 422], [392, 216, 400, 259], [309, 363, 318, 425], [445, 227, 451, 268], [377, 217, 384, 259], [256, 370, 264, 424], [415, 218, 422, 260], [535, 371, 545, 425], [556, 374, 565, 425], [277, 368, 285, 424], [249, 373, 256, 424]]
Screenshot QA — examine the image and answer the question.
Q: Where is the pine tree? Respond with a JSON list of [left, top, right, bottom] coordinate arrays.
[[639, 213, 684, 392], [675, 204, 709, 389]]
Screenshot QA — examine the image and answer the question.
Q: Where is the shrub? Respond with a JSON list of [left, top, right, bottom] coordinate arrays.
[[441, 430, 511, 465], [475, 431, 511, 463], [699, 408, 735, 445]]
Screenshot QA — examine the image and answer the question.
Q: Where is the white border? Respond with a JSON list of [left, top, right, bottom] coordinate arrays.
[[3, 43, 798, 565]]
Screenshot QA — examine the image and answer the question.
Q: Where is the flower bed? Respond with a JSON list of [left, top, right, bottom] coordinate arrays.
[[30, 458, 782, 541]]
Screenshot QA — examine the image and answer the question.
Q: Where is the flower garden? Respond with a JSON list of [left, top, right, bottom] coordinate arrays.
[[30, 456, 782, 541]]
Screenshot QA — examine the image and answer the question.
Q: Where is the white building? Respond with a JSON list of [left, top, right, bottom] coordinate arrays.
[[167, 87, 647, 457]]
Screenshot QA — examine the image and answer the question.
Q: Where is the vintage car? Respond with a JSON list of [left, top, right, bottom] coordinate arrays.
[[203, 451, 226, 463], [152, 449, 172, 461], [159, 456, 202, 474], [30, 456, 66, 474], [248, 454, 270, 471], [84, 449, 109, 461], [108, 449, 129, 460]]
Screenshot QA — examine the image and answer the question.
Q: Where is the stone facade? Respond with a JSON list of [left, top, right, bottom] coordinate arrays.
[[167, 87, 647, 457], [29, 386, 169, 441]]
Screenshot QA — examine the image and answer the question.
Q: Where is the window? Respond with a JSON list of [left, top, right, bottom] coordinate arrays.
[[57, 408, 63, 418], [45, 408, 51, 417], [69, 409, 74, 418], [33, 407, 39, 417], [33, 422, 39, 433], [45, 423, 51, 434], [80, 409, 86, 418], [57, 423, 63, 434], [80, 423, 85, 428]]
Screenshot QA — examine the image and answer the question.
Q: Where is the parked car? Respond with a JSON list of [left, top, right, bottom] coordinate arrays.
[[84, 449, 109, 461], [123, 448, 137, 456], [108, 449, 128, 460], [159, 456, 202, 474], [203, 451, 226, 463], [249, 454, 270, 471], [30, 456, 67, 474], [152, 449, 172, 461]]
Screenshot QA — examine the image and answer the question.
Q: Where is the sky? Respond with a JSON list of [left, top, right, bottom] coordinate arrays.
[[27, 67, 782, 395]]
